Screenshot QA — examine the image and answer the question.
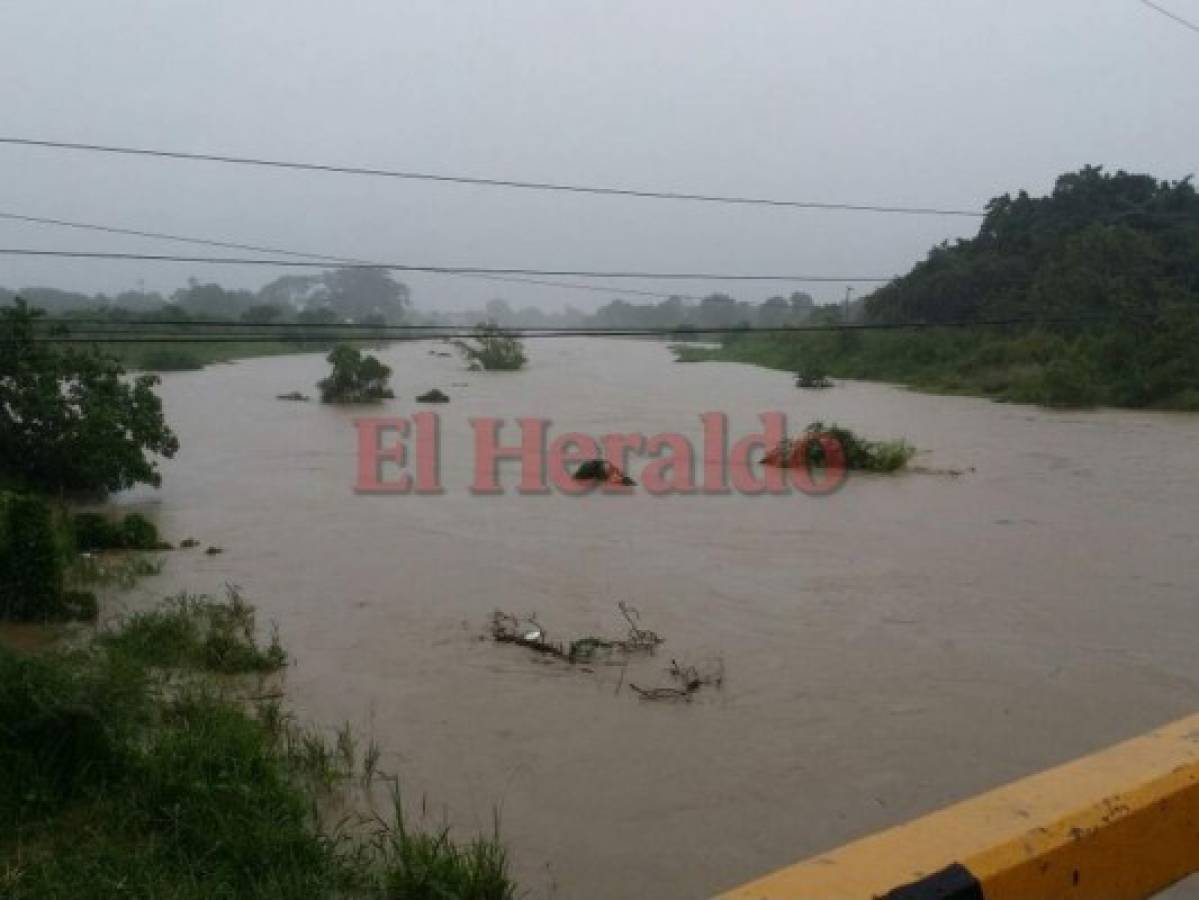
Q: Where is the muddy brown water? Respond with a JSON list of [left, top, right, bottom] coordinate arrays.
[[82, 339, 1199, 898]]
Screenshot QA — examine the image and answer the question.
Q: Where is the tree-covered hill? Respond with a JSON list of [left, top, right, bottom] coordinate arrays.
[[866, 166, 1198, 326], [687, 167, 1199, 410]]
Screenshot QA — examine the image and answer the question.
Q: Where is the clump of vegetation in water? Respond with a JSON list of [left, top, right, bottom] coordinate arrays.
[[317, 343, 395, 403], [0, 300, 179, 495], [795, 358, 833, 389], [0, 593, 519, 899], [763, 421, 915, 473], [415, 388, 450, 403], [454, 323, 527, 371]]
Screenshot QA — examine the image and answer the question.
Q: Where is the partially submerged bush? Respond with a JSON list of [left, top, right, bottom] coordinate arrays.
[[454, 323, 527, 371], [763, 421, 915, 473], [317, 343, 394, 403], [795, 361, 832, 389]]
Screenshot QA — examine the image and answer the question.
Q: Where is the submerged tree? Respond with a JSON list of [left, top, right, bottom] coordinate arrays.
[[317, 343, 394, 403], [0, 300, 179, 495], [453, 323, 527, 371]]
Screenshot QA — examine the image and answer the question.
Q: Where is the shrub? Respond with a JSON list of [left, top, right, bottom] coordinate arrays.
[[0, 493, 69, 621], [72, 511, 163, 551], [453, 323, 527, 371], [805, 422, 916, 472], [763, 422, 916, 473], [317, 343, 394, 403]]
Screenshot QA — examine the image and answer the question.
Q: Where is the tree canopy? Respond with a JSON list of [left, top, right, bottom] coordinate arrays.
[[317, 344, 394, 403], [453, 323, 527, 371], [0, 300, 179, 494], [691, 167, 1199, 409]]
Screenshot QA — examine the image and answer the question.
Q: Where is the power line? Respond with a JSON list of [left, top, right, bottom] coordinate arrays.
[[1137, 0, 1199, 34], [0, 248, 897, 282], [12, 314, 1145, 343], [0, 210, 706, 302], [0, 136, 985, 218], [33, 316, 1105, 333]]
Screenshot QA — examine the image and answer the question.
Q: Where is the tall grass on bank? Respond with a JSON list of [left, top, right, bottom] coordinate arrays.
[[1, 593, 518, 900], [98, 587, 287, 674]]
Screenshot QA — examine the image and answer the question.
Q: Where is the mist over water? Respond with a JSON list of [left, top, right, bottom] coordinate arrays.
[[111, 339, 1199, 899]]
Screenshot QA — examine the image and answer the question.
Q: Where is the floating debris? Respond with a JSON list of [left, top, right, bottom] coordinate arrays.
[[491, 602, 662, 665], [275, 391, 311, 401], [490, 611, 566, 658], [416, 388, 451, 403], [630, 658, 725, 702], [179, 538, 200, 549]]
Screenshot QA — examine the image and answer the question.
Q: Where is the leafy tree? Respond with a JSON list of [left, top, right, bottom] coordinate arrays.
[[317, 344, 394, 403], [172, 280, 256, 319], [453, 323, 527, 371], [241, 303, 285, 324], [0, 300, 179, 495], [321, 268, 410, 323]]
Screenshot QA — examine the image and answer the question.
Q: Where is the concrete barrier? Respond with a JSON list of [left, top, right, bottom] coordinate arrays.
[[719, 713, 1199, 899]]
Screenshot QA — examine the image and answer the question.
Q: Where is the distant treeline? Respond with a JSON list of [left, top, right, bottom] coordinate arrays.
[[686, 167, 1199, 410], [2, 268, 415, 370], [2, 266, 411, 323], [449, 290, 843, 332]]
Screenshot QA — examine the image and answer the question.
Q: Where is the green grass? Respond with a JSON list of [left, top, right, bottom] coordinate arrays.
[[98, 587, 287, 675], [1, 592, 519, 900]]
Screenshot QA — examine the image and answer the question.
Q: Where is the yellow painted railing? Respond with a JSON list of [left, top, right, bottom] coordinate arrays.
[[719, 713, 1199, 899]]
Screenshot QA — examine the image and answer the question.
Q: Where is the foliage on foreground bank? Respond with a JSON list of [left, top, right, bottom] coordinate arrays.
[[0, 592, 518, 900]]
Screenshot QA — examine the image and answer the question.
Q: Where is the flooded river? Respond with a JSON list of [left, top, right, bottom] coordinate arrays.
[[108, 338, 1199, 899]]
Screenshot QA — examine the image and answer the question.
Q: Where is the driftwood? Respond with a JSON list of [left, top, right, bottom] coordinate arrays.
[[629, 658, 725, 702], [490, 602, 663, 664]]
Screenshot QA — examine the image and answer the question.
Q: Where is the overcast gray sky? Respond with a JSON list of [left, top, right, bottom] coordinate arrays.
[[0, 0, 1195, 311]]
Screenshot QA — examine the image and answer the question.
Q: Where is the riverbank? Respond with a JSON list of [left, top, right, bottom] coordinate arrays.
[[0, 589, 517, 899], [100, 337, 370, 373], [674, 328, 1199, 411]]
